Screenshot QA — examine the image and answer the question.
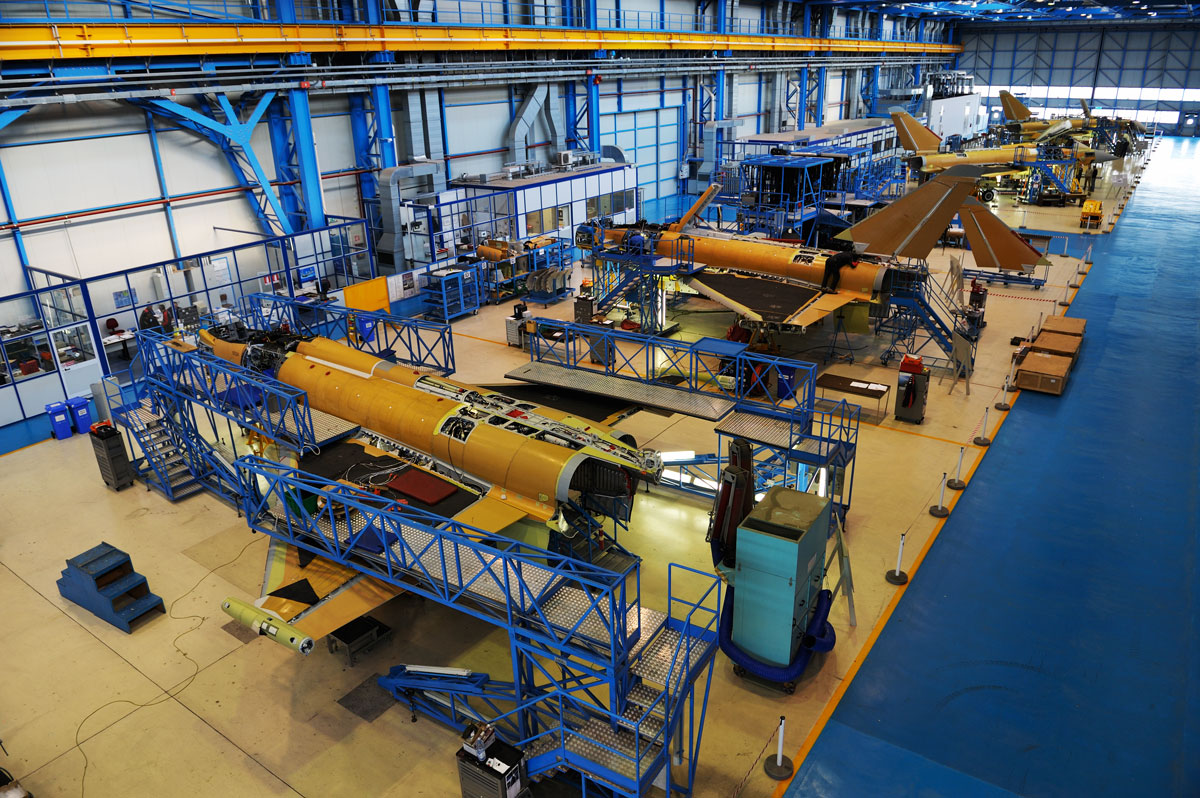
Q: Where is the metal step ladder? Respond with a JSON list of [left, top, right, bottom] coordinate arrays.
[[825, 511, 857, 627]]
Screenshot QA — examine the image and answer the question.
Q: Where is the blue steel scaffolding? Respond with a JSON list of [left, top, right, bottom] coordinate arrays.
[[734, 154, 829, 243], [510, 318, 860, 519], [585, 227, 698, 336], [99, 302, 721, 797]]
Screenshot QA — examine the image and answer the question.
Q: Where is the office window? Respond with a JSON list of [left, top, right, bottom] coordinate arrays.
[[556, 204, 570, 229], [612, 191, 626, 213], [542, 207, 556, 233], [3, 333, 53, 383], [586, 197, 599, 219], [526, 210, 543, 236], [53, 324, 96, 367], [626, 189, 637, 214], [599, 194, 612, 216]]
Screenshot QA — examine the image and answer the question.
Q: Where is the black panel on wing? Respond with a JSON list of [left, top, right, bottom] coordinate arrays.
[[268, 578, 321, 606], [690, 272, 820, 323]]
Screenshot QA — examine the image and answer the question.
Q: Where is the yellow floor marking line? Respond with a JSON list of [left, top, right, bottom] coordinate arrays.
[[772, 386, 1025, 797]]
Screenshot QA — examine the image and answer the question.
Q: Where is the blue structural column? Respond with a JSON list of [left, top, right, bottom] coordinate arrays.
[[348, 95, 376, 203], [587, 77, 602, 153], [869, 64, 881, 116], [286, 88, 326, 230], [815, 66, 827, 128], [371, 84, 398, 171], [714, 68, 726, 146], [267, 102, 303, 231], [143, 111, 182, 258], [797, 68, 807, 130], [0, 108, 33, 289], [914, 18, 926, 87]]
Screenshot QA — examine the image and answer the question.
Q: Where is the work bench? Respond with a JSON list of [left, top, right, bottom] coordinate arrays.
[[816, 373, 890, 416]]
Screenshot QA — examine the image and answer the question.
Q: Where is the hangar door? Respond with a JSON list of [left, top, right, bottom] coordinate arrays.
[[599, 108, 681, 201]]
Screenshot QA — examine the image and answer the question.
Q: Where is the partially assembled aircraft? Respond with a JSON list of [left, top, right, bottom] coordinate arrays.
[[580, 165, 1047, 332], [998, 90, 1147, 150], [889, 109, 1116, 174], [198, 328, 663, 651]]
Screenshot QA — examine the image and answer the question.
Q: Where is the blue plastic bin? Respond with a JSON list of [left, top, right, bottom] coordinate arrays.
[[46, 402, 73, 439], [67, 396, 92, 433]]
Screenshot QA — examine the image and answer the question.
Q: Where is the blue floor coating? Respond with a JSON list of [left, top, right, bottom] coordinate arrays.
[[787, 138, 1200, 798], [0, 412, 54, 456]]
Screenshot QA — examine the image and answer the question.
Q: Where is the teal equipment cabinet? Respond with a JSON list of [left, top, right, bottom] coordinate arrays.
[[731, 487, 831, 668]]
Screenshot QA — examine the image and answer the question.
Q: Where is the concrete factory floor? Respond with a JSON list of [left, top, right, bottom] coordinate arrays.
[[0, 151, 1154, 797]]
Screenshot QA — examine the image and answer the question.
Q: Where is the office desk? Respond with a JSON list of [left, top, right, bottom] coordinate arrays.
[[102, 331, 136, 361]]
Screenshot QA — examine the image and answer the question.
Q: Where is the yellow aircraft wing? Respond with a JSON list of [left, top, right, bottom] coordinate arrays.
[[258, 539, 401, 640], [837, 168, 981, 259], [783, 291, 857, 328], [685, 271, 858, 330]]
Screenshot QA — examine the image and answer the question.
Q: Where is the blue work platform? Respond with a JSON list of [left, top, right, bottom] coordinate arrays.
[[786, 137, 1199, 797]]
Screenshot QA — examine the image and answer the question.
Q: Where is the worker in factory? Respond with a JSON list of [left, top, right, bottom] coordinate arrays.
[[138, 305, 161, 332], [820, 249, 857, 293]]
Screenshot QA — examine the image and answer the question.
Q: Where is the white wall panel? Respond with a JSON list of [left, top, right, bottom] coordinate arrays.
[[21, 211, 173, 278], [157, 128, 241, 194], [2, 135, 162, 220]]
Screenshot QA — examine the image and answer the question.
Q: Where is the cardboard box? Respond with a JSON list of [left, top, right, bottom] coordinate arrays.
[[1016, 352, 1072, 395], [1041, 316, 1087, 337]]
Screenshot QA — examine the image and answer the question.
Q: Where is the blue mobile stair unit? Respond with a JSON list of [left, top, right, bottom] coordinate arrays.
[[717, 487, 836, 694], [57, 542, 165, 632]]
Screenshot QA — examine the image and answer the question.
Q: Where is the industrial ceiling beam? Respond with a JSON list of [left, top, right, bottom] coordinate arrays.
[[0, 22, 962, 61]]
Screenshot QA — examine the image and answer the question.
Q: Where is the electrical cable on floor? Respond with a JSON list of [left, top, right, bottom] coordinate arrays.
[[69, 534, 261, 798], [731, 718, 782, 797]]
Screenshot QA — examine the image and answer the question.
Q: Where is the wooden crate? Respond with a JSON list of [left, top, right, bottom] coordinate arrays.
[[1031, 331, 1082, 367], [1016, 352, 1072, 395], [1041, 316, 1086, 337]]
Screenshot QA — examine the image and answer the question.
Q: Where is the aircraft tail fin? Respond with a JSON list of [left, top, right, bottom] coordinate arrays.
[[836, 165, 983, 260], [999, 90, 1032, 122], [958, 198, 1047, 273], [889, 108, 943, 153]]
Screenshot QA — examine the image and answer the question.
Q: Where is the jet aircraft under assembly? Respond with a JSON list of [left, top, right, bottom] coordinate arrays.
[[197, 327, 665, 652], [997, 90, 1148, 145], [889, 109, 1117, 174], [580, 165, 1046, 332]]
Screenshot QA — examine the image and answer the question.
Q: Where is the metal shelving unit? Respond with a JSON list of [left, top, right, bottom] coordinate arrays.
[[422, 264, 481, 322]]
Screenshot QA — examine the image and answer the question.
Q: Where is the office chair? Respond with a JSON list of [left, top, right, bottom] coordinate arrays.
[[106, 318, 124, 335]]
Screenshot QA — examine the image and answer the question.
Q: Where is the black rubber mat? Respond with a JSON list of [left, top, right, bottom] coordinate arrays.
[[268, 578, 319, 606], [336, 674, 394, 722], [299, 439, 480, 518]]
